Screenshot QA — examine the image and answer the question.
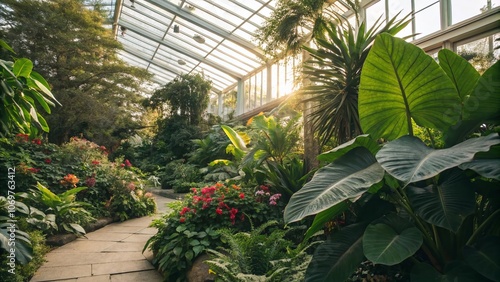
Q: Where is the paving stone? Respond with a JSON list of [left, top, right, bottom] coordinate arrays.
[[117, 217, 155, 227], [77, 275, 111, 281], [77, 231, 131, 242], [91, 260, 154, 276], [98, 225, 145, 233], [110, 270, 163, 282], [51, 240, 115, 253], [31, 265, 91, 281], [135, 227, 158, 235], [121, 234, 152, 243], [43, 252, 146, 267], [104, 241, 146, 252]]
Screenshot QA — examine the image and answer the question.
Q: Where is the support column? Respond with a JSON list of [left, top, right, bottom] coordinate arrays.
[[302, 49, 320, 171], [236, 79, 245, 116]]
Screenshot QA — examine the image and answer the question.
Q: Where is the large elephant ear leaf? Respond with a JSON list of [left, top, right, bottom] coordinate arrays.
[[444, 61, 500, 146], [407, 170, 475, 233], [463, 236, 500, 282], [359, 33, 459, 140], [305, 223, 366, 282], [318, 134, 380, 162], [363, 214, 423, 266], [463, 60, 500, 122], [376, 134, 500, 185], [438, 49, 480, 101], [284, 147, 384, 223]]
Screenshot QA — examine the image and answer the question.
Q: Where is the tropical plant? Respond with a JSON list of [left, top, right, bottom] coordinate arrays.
[[221, 112, 307, 198], [0, 39, 59, 137], [18, 183, 93, 236], [205, 221, 315, 282], [0, 196, 33, 265], [302, 4, 411, 147], [284, 34, 500, 281]]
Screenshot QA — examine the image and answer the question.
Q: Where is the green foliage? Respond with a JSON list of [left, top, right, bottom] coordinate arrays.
[[188, 125, 233, 166], [145, 73, 212, 126], [18, 183, 93, 236], [158, 159, 204, 192], [0, 39, 59, 137], [0, 230, 50, 282], [0, 196, 33, 265], [205, 221, 315, 281], [302, 5, 411, 147], [221, 112, 306, 199], [145, 183, 284, 281], [285, 35, 500, 281], [0, 0, 152, 147]]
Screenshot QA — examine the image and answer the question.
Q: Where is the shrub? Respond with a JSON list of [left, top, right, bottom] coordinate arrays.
[[145, 182, 284, 281]]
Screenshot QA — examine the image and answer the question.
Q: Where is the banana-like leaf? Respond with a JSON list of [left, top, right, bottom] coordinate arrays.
[[406, 171, 475, 233], [376, 134, 500, 185], [221, 125, 248, 151], [439, 49, 480, 101], [284, 147, 384, 223], [463, 236, 500, 282], [359, 33, 459, 140], [303, 200, 351, 241], [363, 214, 422, 266], [318, 134, 380, 162], [305, 223, 366, 282]]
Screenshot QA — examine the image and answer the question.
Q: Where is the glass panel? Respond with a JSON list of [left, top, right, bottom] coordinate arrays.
[[365, 0, 385, 31], [414, 0, 440, 39], [387, 0, 412, 39], [451, 0, 488, 24], [271, 63, 278, 99], [456, 33, 499, 73]]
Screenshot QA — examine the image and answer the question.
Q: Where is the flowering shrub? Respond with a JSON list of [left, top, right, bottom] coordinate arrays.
[[145, 182, 283, 281], [0, 135, 155, 222]]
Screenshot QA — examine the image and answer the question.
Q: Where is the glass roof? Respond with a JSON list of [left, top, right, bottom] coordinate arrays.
[[112, 0, 277, 93]]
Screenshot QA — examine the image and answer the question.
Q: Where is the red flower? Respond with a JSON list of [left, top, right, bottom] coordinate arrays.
[[32, 138, 42, 145], [15, 133, 29, 143], [124, 159, 132, 167], [28, 167, 40, 173], [180, 217, 186, 223], [180, 207, 190, 216], [239, 193, 245, 199], [45, 158, 52, 164], [91, 160, 100, 165], [120, 163, 125, 167], [216, 208, 223, 215]]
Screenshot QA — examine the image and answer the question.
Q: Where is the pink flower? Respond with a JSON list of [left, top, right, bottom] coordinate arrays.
[[127, 182, 136, 191], [144, 192, 153, 198], [85, 177, 96, 187], [45, 158, 52, 164], [124, 159, 132, 167]]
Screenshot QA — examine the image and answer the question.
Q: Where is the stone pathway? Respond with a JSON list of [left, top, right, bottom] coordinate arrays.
[[31, 194, 175, 282]]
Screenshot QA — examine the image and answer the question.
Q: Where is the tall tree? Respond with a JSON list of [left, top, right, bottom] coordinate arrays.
[[0, 0, 151, 147]]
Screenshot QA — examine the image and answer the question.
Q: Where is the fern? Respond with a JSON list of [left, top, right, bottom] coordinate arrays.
[[205, 221, 317, 281]]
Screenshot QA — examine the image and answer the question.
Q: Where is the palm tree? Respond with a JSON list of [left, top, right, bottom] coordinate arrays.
[[303, 7, 411, 146]]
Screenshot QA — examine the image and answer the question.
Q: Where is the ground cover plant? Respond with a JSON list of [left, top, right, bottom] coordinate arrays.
[[144, 182, 285, 282], [284, 34, 500, 281]]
